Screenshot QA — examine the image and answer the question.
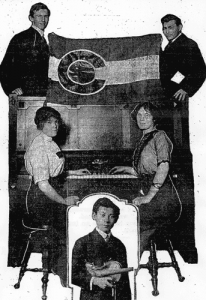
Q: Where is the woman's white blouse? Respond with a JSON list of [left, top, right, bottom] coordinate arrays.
[[24, 132, 65, 184]]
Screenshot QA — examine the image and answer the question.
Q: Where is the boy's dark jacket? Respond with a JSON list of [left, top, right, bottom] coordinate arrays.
[[72, 228, 131, 300]]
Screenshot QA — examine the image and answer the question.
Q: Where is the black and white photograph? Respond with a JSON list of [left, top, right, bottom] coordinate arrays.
[[0, 1, 206, 300]]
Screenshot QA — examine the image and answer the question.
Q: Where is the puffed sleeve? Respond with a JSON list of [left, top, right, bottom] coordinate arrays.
[[30, 146, 50, 183], [25, 139, 50, 184], [154, 131, 173, 165]]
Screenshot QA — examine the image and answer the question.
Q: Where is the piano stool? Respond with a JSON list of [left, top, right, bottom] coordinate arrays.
[[139, 228, 185, 296], [14, 220, 52, 300]]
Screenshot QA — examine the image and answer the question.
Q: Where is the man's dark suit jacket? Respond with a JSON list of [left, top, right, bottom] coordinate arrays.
[[72, 228, 131, 300], [0, 27, 49, 96], [160, 33, 206, 99]]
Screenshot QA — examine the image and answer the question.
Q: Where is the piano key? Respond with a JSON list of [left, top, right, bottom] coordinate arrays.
[[66, 174, 138, 179]]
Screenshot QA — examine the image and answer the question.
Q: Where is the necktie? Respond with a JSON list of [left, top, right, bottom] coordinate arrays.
[[105, 234, 110, 242], [164, 41, 172, 51]]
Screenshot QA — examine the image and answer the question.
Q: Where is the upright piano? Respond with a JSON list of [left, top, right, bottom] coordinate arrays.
[[9, 94, 197, 266]]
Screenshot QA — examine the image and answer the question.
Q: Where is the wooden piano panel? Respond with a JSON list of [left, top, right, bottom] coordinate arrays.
[[16, 97, 45, 150], [51, 104, 136, 150], [16, 98, 138, 151], [65, 175, 139, 202], [78, 106, 122, 150]]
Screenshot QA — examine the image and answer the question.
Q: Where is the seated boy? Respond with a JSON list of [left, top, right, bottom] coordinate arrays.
[[72, 197, 131, 300]]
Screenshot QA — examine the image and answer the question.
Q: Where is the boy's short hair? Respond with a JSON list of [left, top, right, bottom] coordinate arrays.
[[92, 198, 120, 221], [161, 14, 182, 26], [29, 2, 51, 17]]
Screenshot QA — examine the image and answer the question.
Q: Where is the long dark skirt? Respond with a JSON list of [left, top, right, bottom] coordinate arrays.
[[26, 175, 68, 286], [137, 174, 181, 254], [138, 174, 181, 231]]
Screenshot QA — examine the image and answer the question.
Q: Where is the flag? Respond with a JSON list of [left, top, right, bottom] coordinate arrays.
[[47, 33, 165, 105]]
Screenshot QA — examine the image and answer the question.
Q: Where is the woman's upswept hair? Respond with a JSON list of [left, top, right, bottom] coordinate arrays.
[[34, 106, 62, 130], [131, 101, 162, 125], [92, 197, 120, 222], [29, 2, 51, 17]]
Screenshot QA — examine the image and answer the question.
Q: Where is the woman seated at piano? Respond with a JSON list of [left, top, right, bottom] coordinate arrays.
[[110, 101, 181, 255], [24, 106, 90, 284]]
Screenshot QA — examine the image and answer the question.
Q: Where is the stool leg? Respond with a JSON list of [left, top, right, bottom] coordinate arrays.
[[166, 239, 185, 282], [41, 239, 50, 300], [14, 239, 32, 289], [149, 240, 159, 296]]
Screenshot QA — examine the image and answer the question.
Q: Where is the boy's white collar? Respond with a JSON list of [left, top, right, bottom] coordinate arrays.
[[96, 227, 111, 239]]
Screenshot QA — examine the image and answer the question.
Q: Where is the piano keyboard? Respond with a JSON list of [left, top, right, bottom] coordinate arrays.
[[67, 174, 138, 179]]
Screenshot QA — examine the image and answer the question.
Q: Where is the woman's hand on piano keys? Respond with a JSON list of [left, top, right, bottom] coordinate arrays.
[[109, 166, 137, 176], [68, 168, 91, 176], [64, 195, 79, 206]]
